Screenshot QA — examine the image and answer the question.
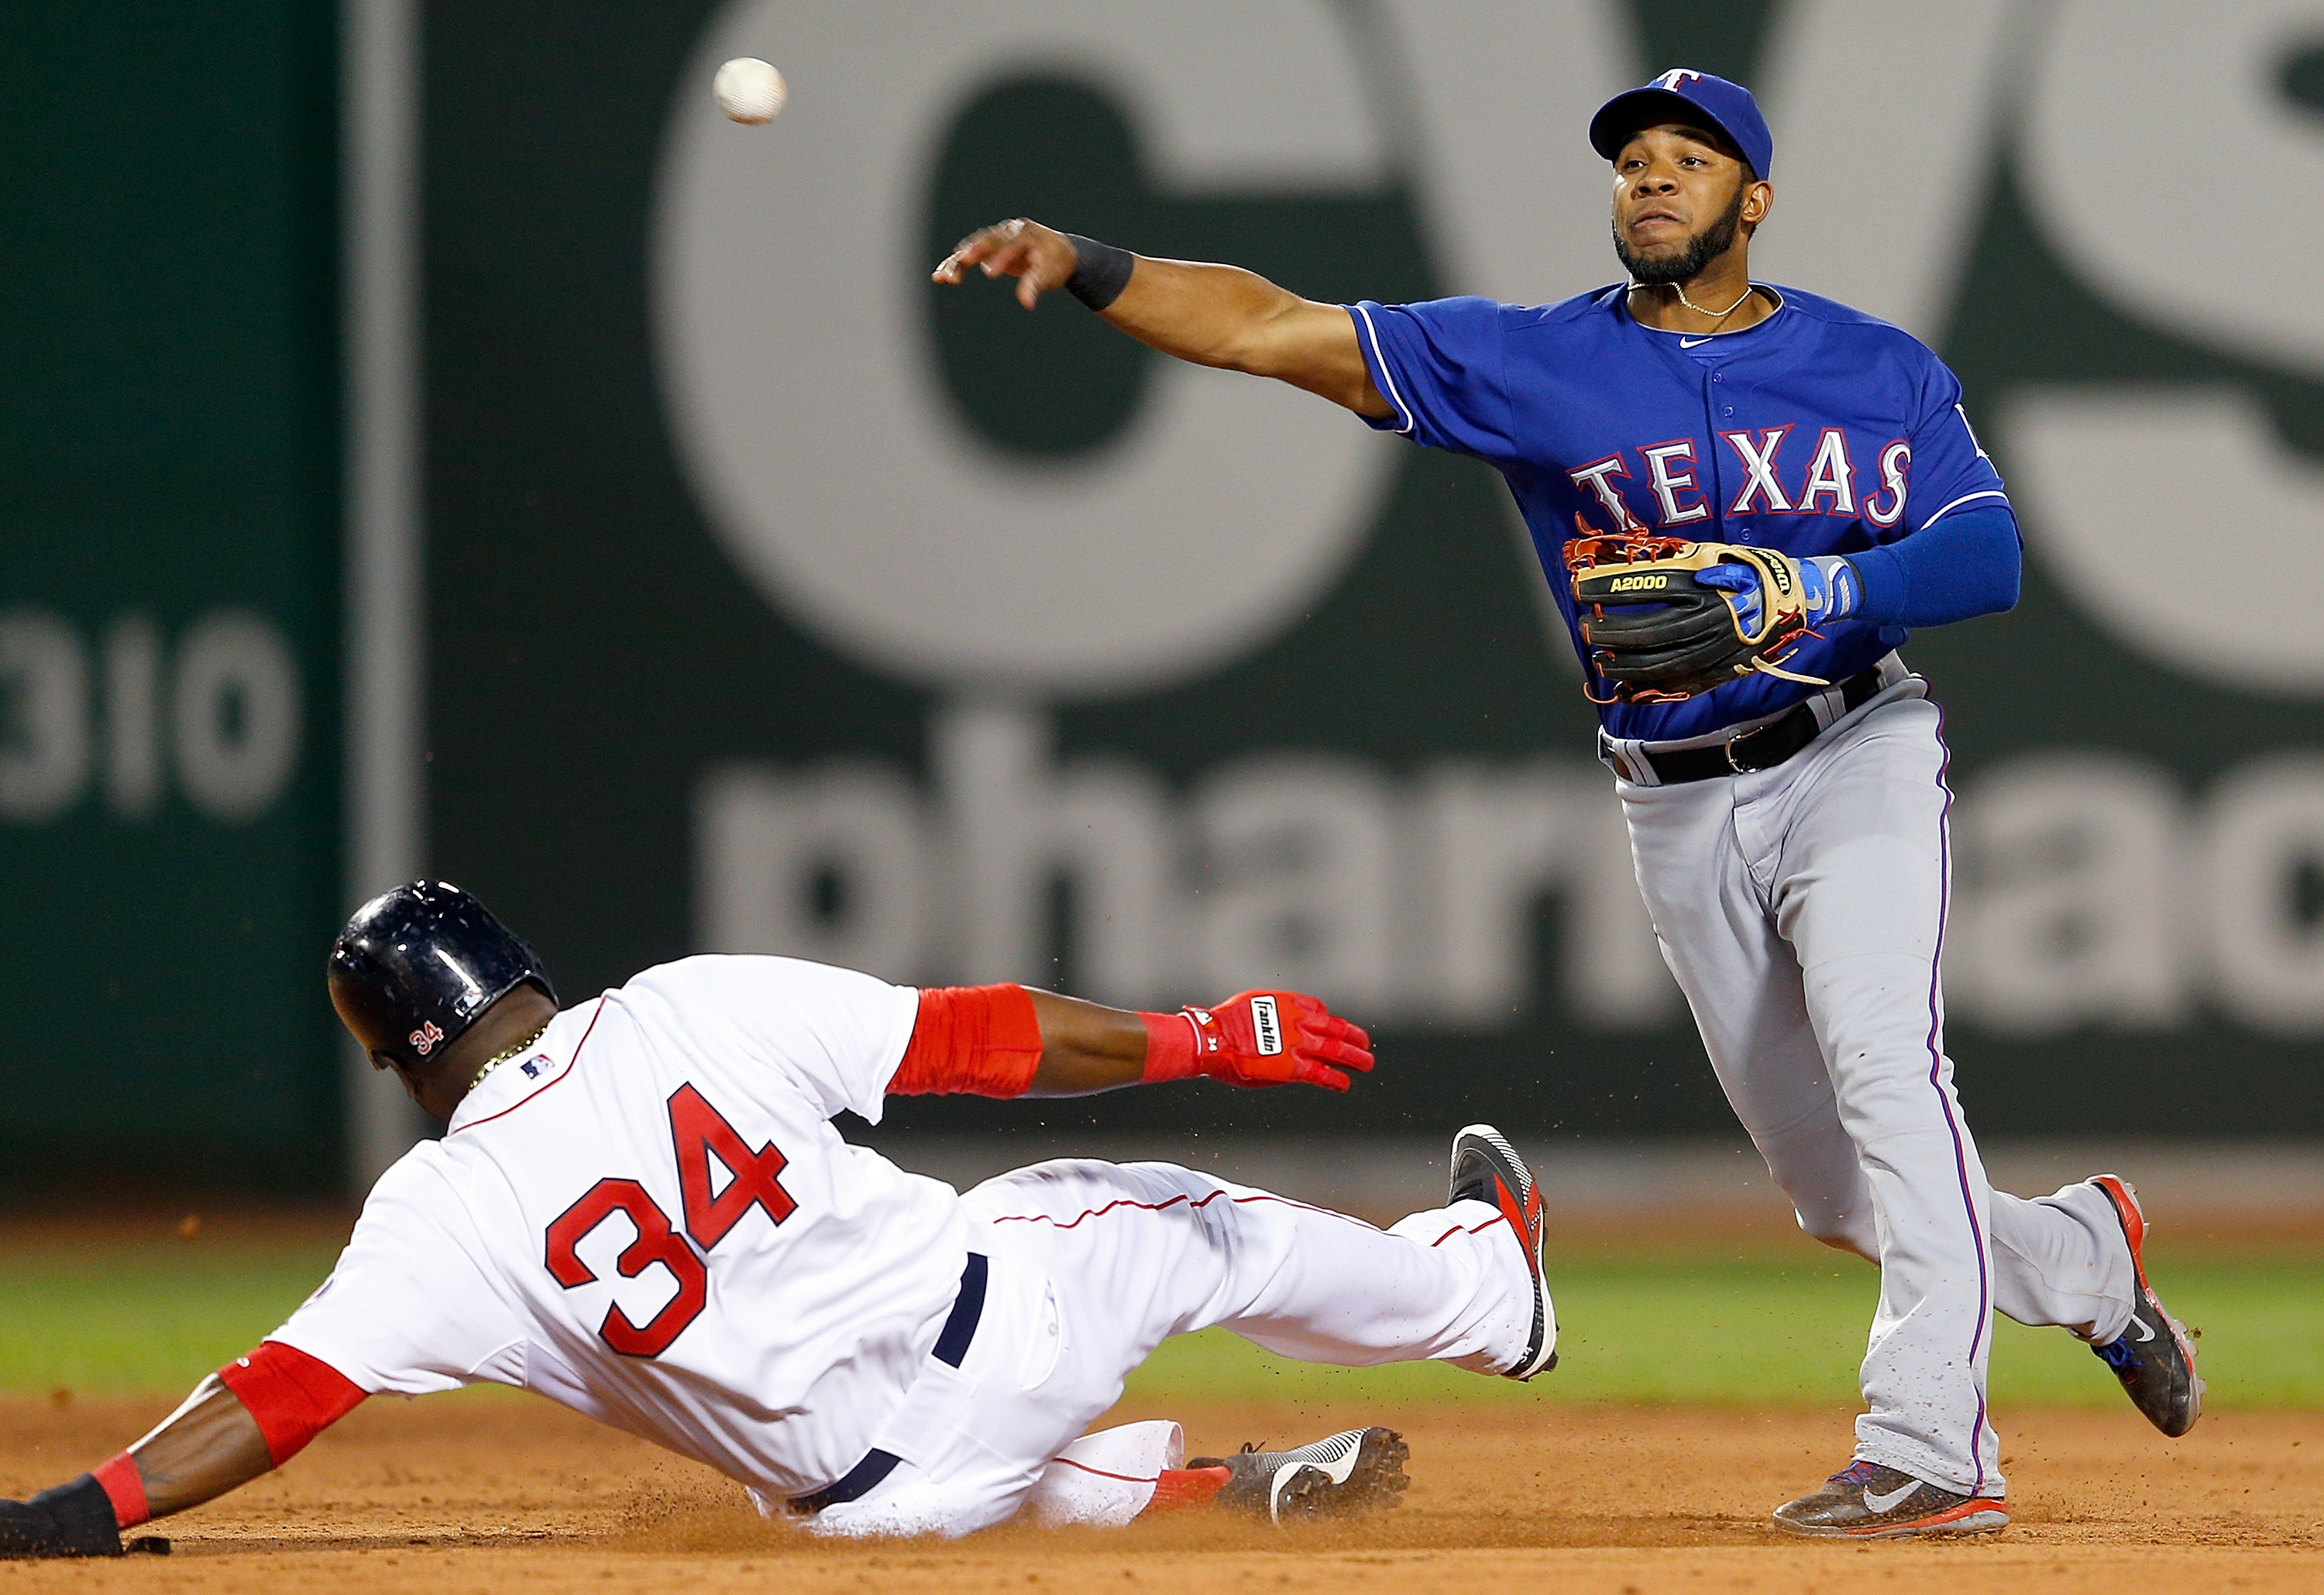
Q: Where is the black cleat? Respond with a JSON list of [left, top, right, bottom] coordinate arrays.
[[1772, 1460, 2009, 1540], [2088, 1174, 2203, 1437], [1188, 1428, 1409, 1524], [1449, 1124, 1556, 1378]]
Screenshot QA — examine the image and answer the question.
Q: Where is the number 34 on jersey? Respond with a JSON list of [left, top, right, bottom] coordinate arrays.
[[544, 1085, 795, 1357]]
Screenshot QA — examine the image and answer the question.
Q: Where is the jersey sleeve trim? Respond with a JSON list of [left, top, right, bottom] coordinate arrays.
[[1917, 487, 2010, 531], [1346, 303, 1417, 436], [217, 1340, 370, 1467]]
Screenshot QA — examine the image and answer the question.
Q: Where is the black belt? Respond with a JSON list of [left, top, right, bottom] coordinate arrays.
[[1602, 665, 1888, 784], [787, 1251, 988, 1517]]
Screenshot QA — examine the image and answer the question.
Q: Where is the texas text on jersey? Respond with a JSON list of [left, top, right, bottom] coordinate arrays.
[[1349, 282, 2007, 741]]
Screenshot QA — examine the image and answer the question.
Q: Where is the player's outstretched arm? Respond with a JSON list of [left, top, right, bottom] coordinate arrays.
[[1027, 988, 1373, 1095], [932, 218, 1392, 420], [891, 985, 1373, 1101], [0, 1339, 369, 1559], [127, 1377, 278, 1515], [0, 1376, 273, 1558]]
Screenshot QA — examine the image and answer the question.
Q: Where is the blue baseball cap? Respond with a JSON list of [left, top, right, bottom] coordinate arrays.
[[1590, 69, 1773, 182]]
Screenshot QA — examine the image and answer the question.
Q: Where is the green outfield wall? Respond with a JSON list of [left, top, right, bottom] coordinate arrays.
[[0, 3, 342, 1192]]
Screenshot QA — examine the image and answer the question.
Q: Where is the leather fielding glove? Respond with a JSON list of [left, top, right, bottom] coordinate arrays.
[[1567, 528, 1848, 703]]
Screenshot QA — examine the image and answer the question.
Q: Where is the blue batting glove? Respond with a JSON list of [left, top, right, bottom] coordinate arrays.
[[1799, 555, 1860, 624], [1699, 554, 1860, 629], [1694, 560, 1767, 633]]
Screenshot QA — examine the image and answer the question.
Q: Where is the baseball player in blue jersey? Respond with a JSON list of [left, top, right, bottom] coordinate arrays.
[[936, 70, 2203, 1540]]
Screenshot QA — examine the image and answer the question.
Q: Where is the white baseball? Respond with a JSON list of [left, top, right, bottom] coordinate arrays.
[[713, 57, 786, 125]]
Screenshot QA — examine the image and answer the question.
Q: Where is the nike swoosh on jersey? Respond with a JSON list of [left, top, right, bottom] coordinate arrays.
[[1679, 336, 1714, 347], [1862, 1480, 1920, 1514]]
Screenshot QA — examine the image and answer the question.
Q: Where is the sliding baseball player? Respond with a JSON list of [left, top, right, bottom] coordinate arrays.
[[0, 881, 1553, 1552]]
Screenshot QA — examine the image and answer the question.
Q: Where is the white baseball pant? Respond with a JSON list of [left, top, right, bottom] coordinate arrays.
[[810, 1158, 1534, 1536], [1616, 675, 2137, 1497]]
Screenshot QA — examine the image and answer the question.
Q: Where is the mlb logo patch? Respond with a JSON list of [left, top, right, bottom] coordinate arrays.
[[521, 1057, 545, 1078]]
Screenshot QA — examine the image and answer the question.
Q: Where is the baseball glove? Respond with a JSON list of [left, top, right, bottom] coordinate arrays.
[[1566, 528, 1831, 703]]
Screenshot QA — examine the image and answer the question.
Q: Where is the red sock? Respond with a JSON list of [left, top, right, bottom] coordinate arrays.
[[1143, 1465, 1232, 1513]]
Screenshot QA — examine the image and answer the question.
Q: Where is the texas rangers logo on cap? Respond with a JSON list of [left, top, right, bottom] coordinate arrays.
[[1589, 68, 1776, 182]]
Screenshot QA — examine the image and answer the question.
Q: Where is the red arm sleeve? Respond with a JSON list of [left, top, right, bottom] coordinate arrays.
[[887, 984, 1043, 1098], [216, 1341, 369, 1467]]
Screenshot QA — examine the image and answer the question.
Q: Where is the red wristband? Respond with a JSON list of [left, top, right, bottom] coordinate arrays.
[[1139, 1010, 1202, 1082], [91, 1452, 150, 1530]]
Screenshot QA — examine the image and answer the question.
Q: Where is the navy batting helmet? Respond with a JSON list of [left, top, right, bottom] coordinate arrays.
[[328, 881, 559, 1071]]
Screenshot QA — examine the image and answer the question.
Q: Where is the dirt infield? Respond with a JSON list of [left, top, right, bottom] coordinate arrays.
[[3, 1392, 2318, 1593]]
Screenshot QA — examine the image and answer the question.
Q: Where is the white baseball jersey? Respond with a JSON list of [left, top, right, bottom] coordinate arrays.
[[269, 956, 971, 1497]]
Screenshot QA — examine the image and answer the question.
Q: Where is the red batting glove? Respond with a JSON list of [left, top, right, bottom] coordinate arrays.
[[1140, 990, 1374, 1091]]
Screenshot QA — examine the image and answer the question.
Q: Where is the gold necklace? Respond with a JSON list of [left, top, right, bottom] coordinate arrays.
[[1674, 281, 1755, 320], [469, 1020, 552, 1094], [1634, 280, 1757, 324]]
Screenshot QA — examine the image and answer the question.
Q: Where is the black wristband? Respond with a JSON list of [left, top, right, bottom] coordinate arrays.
[[1061, 235, 1135, 311]]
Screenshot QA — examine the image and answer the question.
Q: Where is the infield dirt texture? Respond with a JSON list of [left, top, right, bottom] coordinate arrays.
[[4, 1209, 2319, 1592], [2, 1394, 2319, 1593]]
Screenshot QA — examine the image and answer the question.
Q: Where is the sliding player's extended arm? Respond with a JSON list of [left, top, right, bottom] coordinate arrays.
[[932, 217, 1391, 419], [892, 984, 1373, 1101], [0, 1343, 364, 1558]]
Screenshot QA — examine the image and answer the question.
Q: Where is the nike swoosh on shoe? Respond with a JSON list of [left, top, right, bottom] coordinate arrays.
[[1862, 1480, 1919, 1513]]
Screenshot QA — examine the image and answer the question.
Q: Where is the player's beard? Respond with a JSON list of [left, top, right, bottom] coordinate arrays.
[[1613, 178, 1748, 286]]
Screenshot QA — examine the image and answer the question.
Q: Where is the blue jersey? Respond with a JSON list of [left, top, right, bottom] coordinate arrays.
[[1348, 284, 2009, 741]]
